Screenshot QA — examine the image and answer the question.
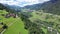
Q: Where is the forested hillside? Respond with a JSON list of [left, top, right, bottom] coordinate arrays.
[[40, 0, 60, 15], [23, 3, 42, 10]]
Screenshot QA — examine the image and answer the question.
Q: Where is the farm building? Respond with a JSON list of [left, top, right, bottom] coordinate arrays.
[[5, 13, 18, 18]]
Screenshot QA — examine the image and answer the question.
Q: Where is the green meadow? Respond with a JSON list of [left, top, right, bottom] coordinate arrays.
[[0, 10, 28, 34]]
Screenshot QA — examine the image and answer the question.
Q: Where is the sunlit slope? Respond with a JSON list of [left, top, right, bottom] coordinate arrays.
[[4, 18, 28, 34], [30, 11, 60, 24], [29, 11, 60, 33], [0, 10, 28, 34]]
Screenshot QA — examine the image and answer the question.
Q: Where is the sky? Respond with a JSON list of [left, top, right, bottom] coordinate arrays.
[[0, 0, 50, 7]]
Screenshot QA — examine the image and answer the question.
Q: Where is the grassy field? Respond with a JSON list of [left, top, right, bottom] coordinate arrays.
[[0, 10, 28, 34]]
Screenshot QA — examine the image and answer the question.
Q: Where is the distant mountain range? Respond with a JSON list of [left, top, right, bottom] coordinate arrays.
[[23, 0, 60, 15], [0, 0, 60, 15], [0, 3, 21, 12], [23, 3, 42, 10], [23, 0, 58, 10]]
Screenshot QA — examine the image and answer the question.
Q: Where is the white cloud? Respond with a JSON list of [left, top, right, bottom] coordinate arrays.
[[0, 0, 50, 7]]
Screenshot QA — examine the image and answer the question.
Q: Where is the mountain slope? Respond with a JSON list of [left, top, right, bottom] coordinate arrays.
[[0, 3, 21, 13], [0, 10, 28, 34], [23, 3, 42, 10], [23, 0, 60, 15], [40, 0, 60, 15]]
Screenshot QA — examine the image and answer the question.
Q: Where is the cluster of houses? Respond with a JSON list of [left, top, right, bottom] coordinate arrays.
[[0, 13, 17, 18], [4, 13, 18, 18]]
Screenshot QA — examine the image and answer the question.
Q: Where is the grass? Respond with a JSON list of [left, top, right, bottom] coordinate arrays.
[[4, 18, 28, 34], [0, 10, 28, 34]]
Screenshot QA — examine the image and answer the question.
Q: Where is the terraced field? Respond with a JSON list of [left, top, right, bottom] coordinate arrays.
[[0, 10, 28, 34], [29, 11, 60, 33]]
